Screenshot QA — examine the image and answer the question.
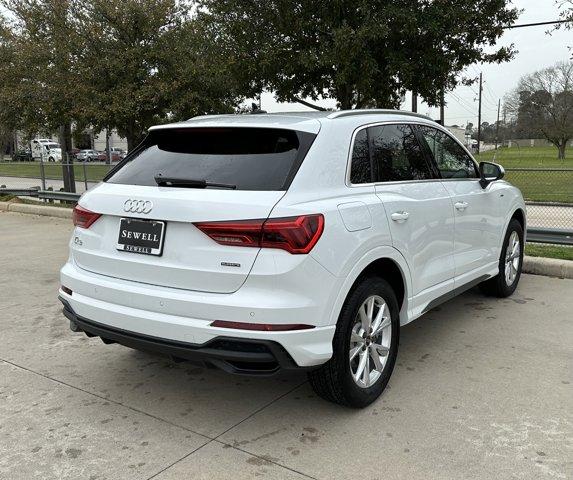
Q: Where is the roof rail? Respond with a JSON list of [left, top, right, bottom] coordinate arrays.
[[326, 109, 433, 121]]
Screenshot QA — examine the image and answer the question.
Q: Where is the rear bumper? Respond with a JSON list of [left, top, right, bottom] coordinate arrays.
[[59, 261, 336, 368], [61, 298, 303, 375]]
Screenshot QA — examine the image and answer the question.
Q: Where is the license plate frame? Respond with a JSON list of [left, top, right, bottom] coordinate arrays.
[[116, 218, 166, 256]]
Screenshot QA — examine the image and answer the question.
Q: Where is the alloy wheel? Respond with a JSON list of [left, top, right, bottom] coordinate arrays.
[[349, 295, 392, 388], [504, 231, 521, 286]]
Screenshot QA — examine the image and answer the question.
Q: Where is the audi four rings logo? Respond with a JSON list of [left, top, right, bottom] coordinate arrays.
[[123, 199, 153, 214]]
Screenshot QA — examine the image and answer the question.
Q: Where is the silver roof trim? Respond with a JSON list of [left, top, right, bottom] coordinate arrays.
[[326, 109, 433, 121]]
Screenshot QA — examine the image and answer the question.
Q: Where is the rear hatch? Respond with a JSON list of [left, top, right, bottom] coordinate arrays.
[[72, 125, 317, 293]]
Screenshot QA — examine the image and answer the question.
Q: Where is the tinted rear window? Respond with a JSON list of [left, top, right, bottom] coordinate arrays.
[[106, 128, 316, 191]]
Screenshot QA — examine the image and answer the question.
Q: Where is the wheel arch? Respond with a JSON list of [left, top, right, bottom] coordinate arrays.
[[328, 247, 412, 327], [500, 206, 527, 250], [511, 207, 526, 232]]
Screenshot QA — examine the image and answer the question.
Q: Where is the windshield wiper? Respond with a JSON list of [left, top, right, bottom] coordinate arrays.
[[154, 174, 236, 190]]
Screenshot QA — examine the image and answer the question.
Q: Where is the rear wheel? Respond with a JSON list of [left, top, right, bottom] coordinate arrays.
[[308, 276, 399, 408], [480, 219, 524, 297]]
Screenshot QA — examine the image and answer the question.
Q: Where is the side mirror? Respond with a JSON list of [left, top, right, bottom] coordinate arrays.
[[479, 161, 504, 189]]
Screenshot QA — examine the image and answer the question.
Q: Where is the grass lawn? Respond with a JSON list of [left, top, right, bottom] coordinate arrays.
[[525, 243, 573, 261], [475, 145, 571, 168], [0, 162, 111, 182], [476, 146, 573, 203], [1, 145, 571, 202]]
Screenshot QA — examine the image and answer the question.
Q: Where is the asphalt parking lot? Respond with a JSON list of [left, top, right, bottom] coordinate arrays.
[[0, 211, 571, 480]]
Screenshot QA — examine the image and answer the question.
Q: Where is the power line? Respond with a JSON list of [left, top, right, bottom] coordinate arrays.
[[505, 19, 572, 29], [449, 94, 475, 113], [450, 92, 478, 112], [448, 92, 478, 116], [483, 82, 498, 105]]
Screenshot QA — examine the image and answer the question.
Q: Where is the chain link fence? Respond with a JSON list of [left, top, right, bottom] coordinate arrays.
[[1, 160, 572, 242], [504, 168, 573, 230]]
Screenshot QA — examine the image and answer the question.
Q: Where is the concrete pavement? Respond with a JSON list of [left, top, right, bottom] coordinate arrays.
[[0, 211, 571, 479]]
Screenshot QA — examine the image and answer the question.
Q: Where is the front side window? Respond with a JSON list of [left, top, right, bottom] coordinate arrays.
[[369, 124, 433, 182], [418, 126, 478, 179]]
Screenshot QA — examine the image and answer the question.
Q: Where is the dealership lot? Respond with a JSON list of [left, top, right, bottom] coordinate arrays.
[[0, 211, 571, 480]]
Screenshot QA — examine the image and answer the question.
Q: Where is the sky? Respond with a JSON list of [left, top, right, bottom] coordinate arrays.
[[256, 0, 572, 127]]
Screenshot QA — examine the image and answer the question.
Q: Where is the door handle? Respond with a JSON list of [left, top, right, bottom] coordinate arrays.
[[455, 201, 469, 211], [391, 211, 410, 222]]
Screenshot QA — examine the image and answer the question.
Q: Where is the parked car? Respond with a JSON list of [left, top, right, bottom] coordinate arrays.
[[59, 110, 526, 407], [97, 150, 122, 162], [111, 147, 127, 159], [76, 149, 100, 162], [13, 149, 33, 162]]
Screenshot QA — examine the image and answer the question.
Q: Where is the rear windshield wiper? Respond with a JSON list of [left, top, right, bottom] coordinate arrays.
[[154, 174, 236, 190]]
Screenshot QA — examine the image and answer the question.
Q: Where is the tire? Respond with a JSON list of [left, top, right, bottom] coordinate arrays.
[[48, 157, 54, 163], [308, 276, 400, 408], [480, 219, 524, 297]]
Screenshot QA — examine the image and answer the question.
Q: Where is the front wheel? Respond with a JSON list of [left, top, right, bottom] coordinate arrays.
[[308, 276, 399, 408], [480, 219, 524, 297]]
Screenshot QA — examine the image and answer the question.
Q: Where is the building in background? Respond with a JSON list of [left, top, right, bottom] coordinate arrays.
[[446, 125, 467, 145], [93, 129, 128, 152]]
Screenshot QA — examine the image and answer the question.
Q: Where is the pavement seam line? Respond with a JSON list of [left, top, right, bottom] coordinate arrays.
[[1, 350, 314, 478], [143, 380, 312, 480], [213, 380, 309, 441], [0, 357, 212, 441], [144, 439, 214, 480]]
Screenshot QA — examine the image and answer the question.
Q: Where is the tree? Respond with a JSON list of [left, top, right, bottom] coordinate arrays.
[[505, 61, 573, 160], [553, 1, 573, 57], [0, 0, 84, 156], [198, 0, 518, 109], [1, 0, 246, 155], [73, 0, 245, 151]]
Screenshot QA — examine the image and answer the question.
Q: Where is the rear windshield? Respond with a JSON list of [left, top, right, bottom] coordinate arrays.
[[105, 127, 316, 191]]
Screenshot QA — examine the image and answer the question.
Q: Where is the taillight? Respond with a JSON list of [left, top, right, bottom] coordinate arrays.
[[194, 214, 324, 254], [73, 205, 101, 229]]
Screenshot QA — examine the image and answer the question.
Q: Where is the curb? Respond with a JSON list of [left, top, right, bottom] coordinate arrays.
[[2, 201, 572, 279], [523, 255, 573, 279], [0, 201, 72, 219]]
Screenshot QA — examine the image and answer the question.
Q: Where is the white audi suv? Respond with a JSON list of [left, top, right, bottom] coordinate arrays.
[[59, 110, 526, 407]]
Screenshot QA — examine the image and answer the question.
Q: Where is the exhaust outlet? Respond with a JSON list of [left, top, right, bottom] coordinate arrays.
[[69, 320, 82, 332]]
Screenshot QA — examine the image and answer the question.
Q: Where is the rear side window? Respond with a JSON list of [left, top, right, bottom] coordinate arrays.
[[418, 126, 478, 178], [106, 128, 316, 191], [350, 129, 372, 184]]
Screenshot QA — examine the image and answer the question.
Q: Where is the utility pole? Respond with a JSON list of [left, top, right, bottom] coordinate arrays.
[[439, 90, 445, 125], [494, 99, 501, 150], [477, 72, 483, 155], [412, 91, 418, 113], [502, 104, 507, 148], [105, 127, 112, 165]]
